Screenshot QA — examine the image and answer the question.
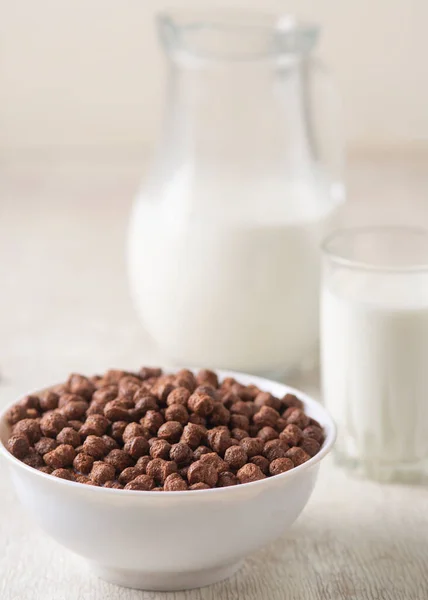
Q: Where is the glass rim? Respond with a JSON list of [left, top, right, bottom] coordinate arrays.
[[322, 226, 428, 273], [157, 8, 319, 31], [157, 9, 320, 61]]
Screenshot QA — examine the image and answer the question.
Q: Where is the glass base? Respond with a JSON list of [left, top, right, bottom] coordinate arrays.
[[160, 343, 320, 387], [212, 344, 321, 385], [334, 449, 428, 484], [164, 350, 319, 385]]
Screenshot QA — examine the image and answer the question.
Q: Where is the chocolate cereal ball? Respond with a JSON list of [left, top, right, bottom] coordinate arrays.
[[164, 473, 188, 491], [52, 468, 74, 480], [193, 445, 210, 460], [187, 460, 218, 487], [224, 446, 247, 470], [7, 435, 30, 459], [254, 392, 282, 412], [57, 427, 81, 448], [188, 393, 214, 417], [122, 423, 146, 444], [285, 408, 310, 430], [35, 437, 58, 456], [263, 439, 288, 462], [299, 437, 321, 457], [40, 413, 67, 438], [166, 387, 190, 407], [237, 463, 266, 484], [104, 481, 123, 489], [250, 455, 270, 475], [133, 393, 158, 419], [61, 399, 88, 421], [170, 442, 193, 465], [23, 449, 44, 469], [110, 421, 128, 443], [280, 424, 302, 447], [174, 369, 197, 392], [157, 421, 183, 444], [124, 436, 149, 459], [90, 461, 115, 485], [118, 466, 147, 485], [39, 392, 59, 412], [217, 471, 238, 487], [143, 410, 164, 435], [189, 482, 210, 490], [44, 444, 76, 469], [196, 369, 219, 389], [83, 435, 108, 459], [302, 425, 324, 444], [135, 455, 151, 473], [150, 439, 171, 460], [199, 453, 229, 474], [285, 447, 311, 466], [253, 406, 280, 429], [207, 429, 232, 455], [105, 449, 134, 472], [13, 419, 42, 444], [73, 452, 95, 475], [101, 435, 119, 453], [240, 437, 263, 458], [269, 458, 294, 476], [124, 475, 154, 491], [146, 458, 177, 485], [104, 400, 129, 422], [6, 405, 26, 426], [181, 423, 206, 449], [229, 414, 249, 431], [257, 426, 278, 443], [164, 404, 189, 425]]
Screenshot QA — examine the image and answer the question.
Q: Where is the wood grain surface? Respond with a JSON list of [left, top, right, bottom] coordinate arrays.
[[1, 154, 427, 599]]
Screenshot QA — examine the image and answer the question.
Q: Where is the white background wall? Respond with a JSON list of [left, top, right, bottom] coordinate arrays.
[[1, 0, 427, 154]]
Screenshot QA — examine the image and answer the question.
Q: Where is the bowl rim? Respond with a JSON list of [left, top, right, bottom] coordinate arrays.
[[0, 369, 336, 497]]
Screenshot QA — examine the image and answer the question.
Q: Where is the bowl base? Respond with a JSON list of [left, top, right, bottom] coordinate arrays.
[[91, 560, 243, 591]]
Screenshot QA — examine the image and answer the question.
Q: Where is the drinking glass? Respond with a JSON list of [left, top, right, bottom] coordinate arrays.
[[321, 227, 428, 482]]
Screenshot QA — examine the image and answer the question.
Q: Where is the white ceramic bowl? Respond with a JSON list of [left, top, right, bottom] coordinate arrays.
[[0, 370, 335, 591]]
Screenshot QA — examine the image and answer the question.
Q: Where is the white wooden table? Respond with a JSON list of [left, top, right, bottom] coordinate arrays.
[[1, 152, 427, 599]]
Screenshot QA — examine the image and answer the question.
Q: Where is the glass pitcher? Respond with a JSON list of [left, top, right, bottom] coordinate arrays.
[[128, 10, 345, 376]]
